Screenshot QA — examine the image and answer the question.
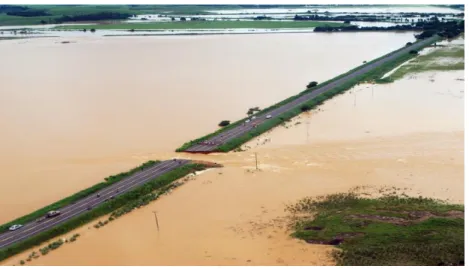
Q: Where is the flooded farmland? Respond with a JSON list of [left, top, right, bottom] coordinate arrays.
[[0, 30, 464, 266]]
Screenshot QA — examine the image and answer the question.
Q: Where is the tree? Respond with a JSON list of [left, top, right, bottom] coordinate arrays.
[[83, 28, 87, 32], [171, 17, 175, 21], [406, 42, 412, 46], [218, 120, 230, 127], [180, 17, 186, 21], [409, 50, 418, 54], [90, 28, 96, 33], [306, 81, 318, 88], [130, 29, 135, 32], [344, 20, 351, 24], [40, 20, 46, 24]]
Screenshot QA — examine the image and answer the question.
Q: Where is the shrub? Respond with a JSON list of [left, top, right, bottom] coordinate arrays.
[[409, 50, 418, 54], [218, 120, 230, 127], [306, 81, 318, 88], [90, 28, 96, 33]]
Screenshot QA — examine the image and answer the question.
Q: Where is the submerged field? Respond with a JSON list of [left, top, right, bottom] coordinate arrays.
[[379, 37, 464, 83], [288, 188, 464, 266], [55, 21, 346, 30]]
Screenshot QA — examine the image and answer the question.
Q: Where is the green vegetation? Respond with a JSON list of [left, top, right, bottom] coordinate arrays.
[[306, 81, 318, 88], [218, 120, 230, 127], [0, 160, 159, 233], [378, 41, 464, 83], [0, 5, 225, 26], [177, 35, 439, 152], [287, 191, 464, 266], [0, 162, 209, 262], [55, 20, 346, 30], [247, 107, 261, 115], [39, 239, 64, 256]]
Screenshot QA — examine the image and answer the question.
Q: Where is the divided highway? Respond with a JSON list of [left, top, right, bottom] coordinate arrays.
[[0, 159, 190, 249], [184, 35, 439, 153]]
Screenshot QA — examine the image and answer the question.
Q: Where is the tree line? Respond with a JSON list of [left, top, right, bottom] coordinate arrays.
[[314, 17, 464, 40]]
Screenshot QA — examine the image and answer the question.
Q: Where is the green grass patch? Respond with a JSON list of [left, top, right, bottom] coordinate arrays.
[[378, 41, 464, 83], [0, 162, 208, 262], [288, 191, 464, 266], [54, 20, 346, 30], [0, 160, 159, 234]]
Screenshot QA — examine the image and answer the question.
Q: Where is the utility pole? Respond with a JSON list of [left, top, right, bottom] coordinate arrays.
[[255, 153, 258, 170], [152, 211, 160, 232]]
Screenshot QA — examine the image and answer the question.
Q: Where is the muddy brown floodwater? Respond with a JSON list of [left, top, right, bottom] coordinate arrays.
[[0, 33, 464, 266]]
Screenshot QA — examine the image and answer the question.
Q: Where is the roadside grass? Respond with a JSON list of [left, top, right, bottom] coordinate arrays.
[[54, 20, 346, 30], [0, 160, 159, 234], [378, 41, 464, 83], [201, 36, 438, 152], [0, 162, 211, 262], [287, 191, 464, 266]]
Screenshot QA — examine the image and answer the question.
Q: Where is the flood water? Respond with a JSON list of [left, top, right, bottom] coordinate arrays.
[[0, 32, 418, 223], [0, 30, 465, 266]]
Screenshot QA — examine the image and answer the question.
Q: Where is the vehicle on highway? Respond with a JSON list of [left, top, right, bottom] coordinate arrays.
[[9, 224, 23, 231], [87, 206, 92, 211], [266, 114, 272, 119], [46, 210, 61, 218], [251, 116, 257, 120], [96, 193, 101, 198], [245, 119, 250, 123]]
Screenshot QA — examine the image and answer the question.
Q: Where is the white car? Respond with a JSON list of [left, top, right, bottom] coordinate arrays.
[[266, 115, 272, 119], [9, 224, 23, 231], [245, 119, 251, 123], [251, 116, 257, 120]]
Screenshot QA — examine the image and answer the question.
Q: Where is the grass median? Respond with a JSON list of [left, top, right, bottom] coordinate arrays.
[[0, 162, 210, 262], [0, 160, 159, 234], [178, 35, 439, 152], [287, 191, 464, 266]]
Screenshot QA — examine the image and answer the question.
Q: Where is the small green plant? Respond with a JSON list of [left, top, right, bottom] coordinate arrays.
[[218, 120, 230, 127], [306, 81, 318, 88]]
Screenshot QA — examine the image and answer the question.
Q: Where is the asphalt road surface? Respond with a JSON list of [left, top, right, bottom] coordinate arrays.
[[184, 35, 439, 153], [0, 159, 190, 249]]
